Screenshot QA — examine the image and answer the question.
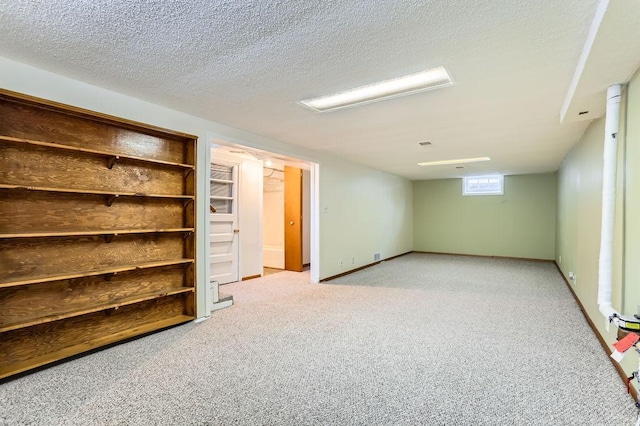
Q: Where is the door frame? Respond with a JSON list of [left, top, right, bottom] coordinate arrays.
[[309, 162, 319, 283], [204, 133, 320, 287]]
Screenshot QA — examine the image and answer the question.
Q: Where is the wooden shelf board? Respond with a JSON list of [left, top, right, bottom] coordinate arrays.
[[0, 135, 195, 169], [0, 259, 195, 288], [0, 183, 194, 200], [0, 314, 194, 380], [0, 228, 194, 239], [0, 287, 194, 333]]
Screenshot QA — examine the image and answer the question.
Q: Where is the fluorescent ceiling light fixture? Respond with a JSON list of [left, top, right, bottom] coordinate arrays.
[[417, 157, 491, 167], [299, 66, 454, 112]]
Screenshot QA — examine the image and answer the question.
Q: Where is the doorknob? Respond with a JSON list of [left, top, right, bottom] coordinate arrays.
[[233, 229, 240, 234], [289, 221, 294, 225]]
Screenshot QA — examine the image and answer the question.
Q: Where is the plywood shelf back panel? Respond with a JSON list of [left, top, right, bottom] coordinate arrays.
[[0, 258, 194, 288], [0, 287, 194, 333], [0, 136, 195, 169], [0, 313, 194, 380], [0, 144, 193, 196], [0, 295, 192, 371], [0, 89, 196, 165], [0, 265, 190, 328], [0, 184, 193, 200], [1, 233, 192, 285], [0, 229, 194, 239], [0, 191, 189, 234]]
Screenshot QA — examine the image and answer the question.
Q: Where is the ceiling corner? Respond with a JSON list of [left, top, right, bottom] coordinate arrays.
[[561, 0, 640, 124]]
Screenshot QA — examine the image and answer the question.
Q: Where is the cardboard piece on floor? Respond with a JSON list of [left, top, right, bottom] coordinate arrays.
[[610, 332, 639, 362], [613, 332, 639, 353], [611, 349, 626, 363]]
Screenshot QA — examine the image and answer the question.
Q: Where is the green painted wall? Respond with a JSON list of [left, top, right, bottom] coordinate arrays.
[[556, 116, 619, 325], [413, 173, 557, 260], [625, 70, 640, 316], [556, 74, 640, 387]]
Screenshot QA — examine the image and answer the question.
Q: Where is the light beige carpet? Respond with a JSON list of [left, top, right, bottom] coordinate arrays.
[[0, 253, 636, 425]]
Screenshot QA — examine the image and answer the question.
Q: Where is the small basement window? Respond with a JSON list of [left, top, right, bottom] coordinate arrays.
[[463, 175, 504, 196]]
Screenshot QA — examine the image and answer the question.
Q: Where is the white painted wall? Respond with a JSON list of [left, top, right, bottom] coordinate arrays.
[[1, 55, 414, 318], [302, 169, 311, 265], [263, 172, 285, 269]]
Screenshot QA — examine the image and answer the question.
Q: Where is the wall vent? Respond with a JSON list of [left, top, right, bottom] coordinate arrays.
[[374, 253, 381, 261]]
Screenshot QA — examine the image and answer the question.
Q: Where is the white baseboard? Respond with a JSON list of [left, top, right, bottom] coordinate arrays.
[[211, 299, 233, 312]]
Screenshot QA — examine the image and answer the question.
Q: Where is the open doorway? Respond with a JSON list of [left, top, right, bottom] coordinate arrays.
[[262, 163, 311, 276], [205, 134, 319, 312]]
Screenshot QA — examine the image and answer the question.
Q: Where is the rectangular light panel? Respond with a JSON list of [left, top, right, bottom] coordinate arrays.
[[418, 157, 491, 167], [299, 66, 454, 112]]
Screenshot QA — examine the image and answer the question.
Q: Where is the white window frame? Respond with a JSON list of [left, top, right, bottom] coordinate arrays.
[[462, 175, 504, 196]]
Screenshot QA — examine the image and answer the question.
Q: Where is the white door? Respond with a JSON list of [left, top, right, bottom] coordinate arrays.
[[210, 163, 239, 284]]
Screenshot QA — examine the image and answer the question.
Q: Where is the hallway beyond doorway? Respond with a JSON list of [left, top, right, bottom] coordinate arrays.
[[263, 267, 284, 276]]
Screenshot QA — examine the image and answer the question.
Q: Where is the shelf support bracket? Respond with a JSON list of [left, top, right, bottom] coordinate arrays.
[[105, 306, 119, 316], [183, 198, 194, 208], [182, 231, 193, 240], [104, 234, 115, 243], [184, 168, 194, 179], [107, 195, 118, 207], [107, 155, 119, 169], [104, 272, 116, 282]]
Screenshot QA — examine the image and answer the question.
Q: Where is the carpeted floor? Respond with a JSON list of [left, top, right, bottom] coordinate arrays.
[[0, 253, 637, 425]]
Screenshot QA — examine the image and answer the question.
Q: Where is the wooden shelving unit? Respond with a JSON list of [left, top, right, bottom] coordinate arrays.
[[0, 89, 197, 380]]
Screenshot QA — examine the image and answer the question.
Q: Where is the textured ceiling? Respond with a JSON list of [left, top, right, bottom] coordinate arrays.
[[561, 0, 640, 124], [1, 0, 631, 180]]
